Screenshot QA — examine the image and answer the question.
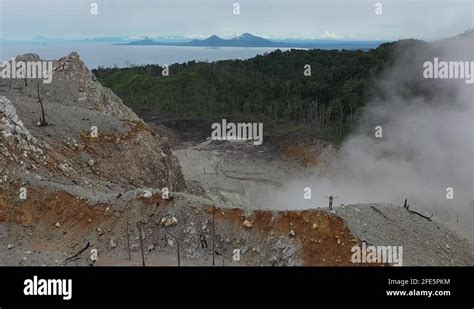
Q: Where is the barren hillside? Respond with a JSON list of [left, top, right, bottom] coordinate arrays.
[[0, 53, 472, 267]]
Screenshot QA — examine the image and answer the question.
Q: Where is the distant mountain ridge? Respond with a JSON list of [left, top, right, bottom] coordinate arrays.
[[126, 33, 384, 50], [188, 33, 277, 47]]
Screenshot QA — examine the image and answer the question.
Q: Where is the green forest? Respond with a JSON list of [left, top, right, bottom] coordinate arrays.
[[94, 42, 397, 142]]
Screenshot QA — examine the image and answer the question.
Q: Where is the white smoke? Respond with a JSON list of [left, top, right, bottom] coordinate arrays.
[[257, 32, 473, 237]]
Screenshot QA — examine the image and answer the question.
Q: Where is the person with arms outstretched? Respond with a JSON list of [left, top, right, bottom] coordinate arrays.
[[325, 195, 338, 210]]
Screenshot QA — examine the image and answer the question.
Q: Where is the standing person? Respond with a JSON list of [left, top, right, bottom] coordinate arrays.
[[325, 195, 338, 210], [403, 198, 409, 210]]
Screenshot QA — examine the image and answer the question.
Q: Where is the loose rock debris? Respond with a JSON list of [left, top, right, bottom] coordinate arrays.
[[0, 53, 472, 267]]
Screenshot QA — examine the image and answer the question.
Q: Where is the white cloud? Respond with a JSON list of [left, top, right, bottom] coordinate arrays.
[[322, 31, 346, 40]]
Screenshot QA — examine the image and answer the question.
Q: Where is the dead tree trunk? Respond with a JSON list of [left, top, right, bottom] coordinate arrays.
[[409, 209, 433, 221], [126, 215, 131, 261], [65, 242, 90, 262], [339, 101, 343, 138], [212, 205, 216, 266], [137, 222, 146, 266], [36, 83, 47, 126], [176, 238, 180, 267], [165, 231, 180, 267]]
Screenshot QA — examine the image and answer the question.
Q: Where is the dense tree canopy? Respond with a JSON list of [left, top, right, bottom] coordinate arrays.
[[94, 42, 396, 142]]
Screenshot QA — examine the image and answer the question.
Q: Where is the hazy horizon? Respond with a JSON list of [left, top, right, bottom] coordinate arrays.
[[1, 0, 472, 41], [0, 33, 389, 43]]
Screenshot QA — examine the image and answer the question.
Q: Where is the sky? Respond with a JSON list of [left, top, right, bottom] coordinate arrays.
[[0, 0, 472, 41]]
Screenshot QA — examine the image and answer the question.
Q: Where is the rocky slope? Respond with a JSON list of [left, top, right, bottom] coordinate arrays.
[[0, 53, 361, 266], [0, 52, 472, 267], [172, 137, 473, 266], [335, 204, 473, 266], [0, 52, 185, 192]]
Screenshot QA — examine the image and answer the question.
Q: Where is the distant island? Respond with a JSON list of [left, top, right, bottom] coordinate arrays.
[[123, 33, 384, 50], [1, 33, 385, 50]]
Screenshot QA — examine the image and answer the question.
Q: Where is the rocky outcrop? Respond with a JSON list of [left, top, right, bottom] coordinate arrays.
[[0, 52, 185, 190], [55, 52, 140, 122], [0, 96, 46, 166]]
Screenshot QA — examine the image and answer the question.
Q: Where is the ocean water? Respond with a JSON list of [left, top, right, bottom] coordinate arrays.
[[0, 43, 293, 69]]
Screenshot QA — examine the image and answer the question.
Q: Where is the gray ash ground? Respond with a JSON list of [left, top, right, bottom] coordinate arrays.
[[0, 53, 472, 267]]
